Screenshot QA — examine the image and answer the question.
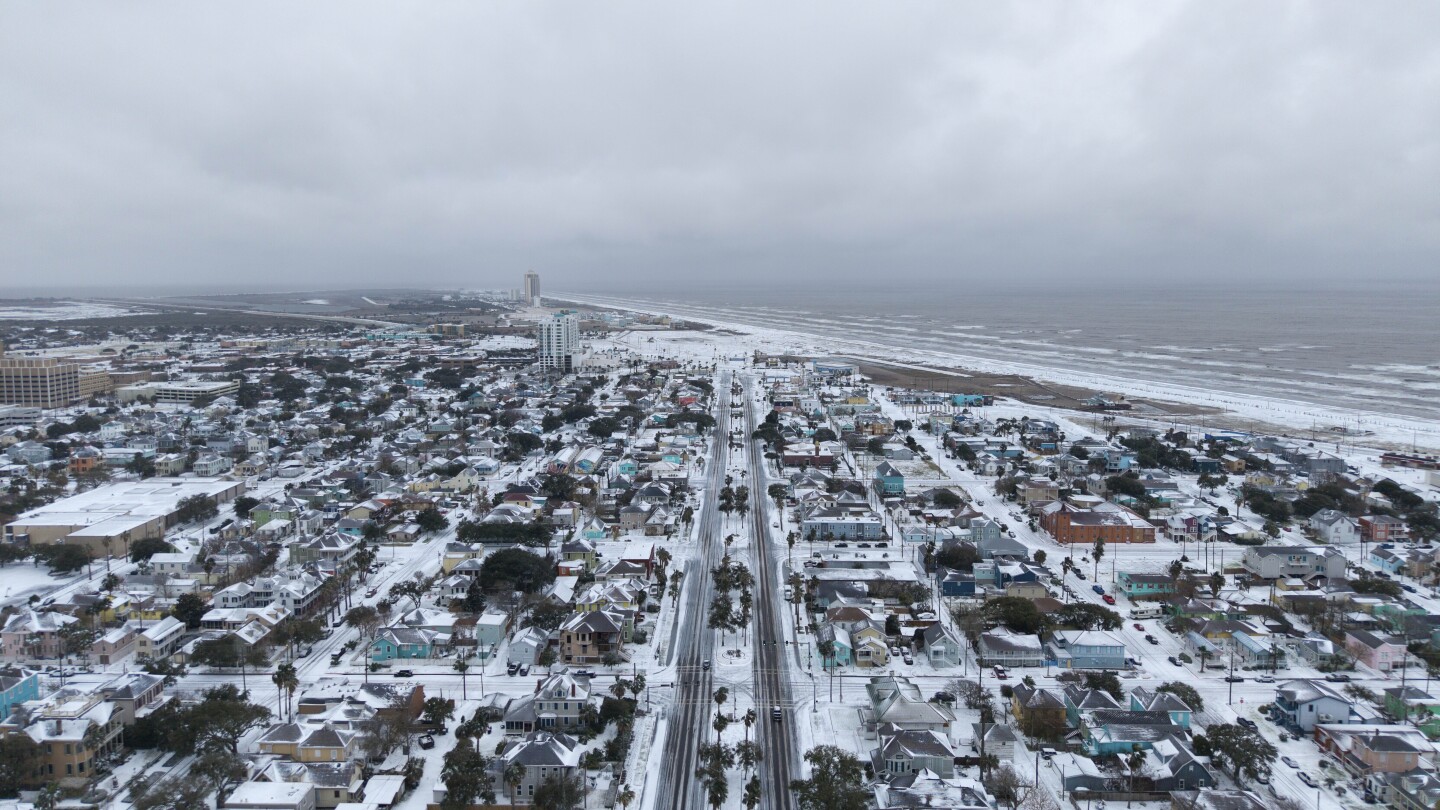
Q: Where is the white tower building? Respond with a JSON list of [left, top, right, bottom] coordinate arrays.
[[537, 311, 579, 373]]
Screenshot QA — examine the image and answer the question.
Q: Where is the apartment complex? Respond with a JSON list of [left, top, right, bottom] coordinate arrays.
[[537, 311, 579, 373], [523, 271, 541, 306]]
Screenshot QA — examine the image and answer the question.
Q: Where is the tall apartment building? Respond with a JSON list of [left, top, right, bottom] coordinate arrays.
[[0, 357, 82, 408], [523, 271, 541, 307], [537, 312, 579, 373]]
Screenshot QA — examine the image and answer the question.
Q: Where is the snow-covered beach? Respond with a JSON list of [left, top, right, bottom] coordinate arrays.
[[562, 292, 1440, 453]]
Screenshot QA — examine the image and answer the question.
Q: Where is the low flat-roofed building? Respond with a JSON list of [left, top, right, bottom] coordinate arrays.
[[2, 477, 244, 555]]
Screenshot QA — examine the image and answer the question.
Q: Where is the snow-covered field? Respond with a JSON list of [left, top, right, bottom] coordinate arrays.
[[0, 301, 140, 320]]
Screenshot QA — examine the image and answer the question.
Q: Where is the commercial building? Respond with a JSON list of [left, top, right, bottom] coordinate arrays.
[[0, 357, 79, 408], [1038, 501, 1156, 545], [537, 311, 579, 373], [116, 379, 240, 404], [2, 477, 245, 555]]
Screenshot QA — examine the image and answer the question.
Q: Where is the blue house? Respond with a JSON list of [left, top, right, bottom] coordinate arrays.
[[1129, 686, 1194, 730], [1081, 710, 1186, 757], [816, 624, 853, 669], [873, 462, 905, 496], [1368, 547, 1407, 575], [1117, 572, 1177, 600], [1048, 630, 1127, 670], [936, 568, 976, 598], [0, 671, 39, 718], [371, 628, 437, 661]]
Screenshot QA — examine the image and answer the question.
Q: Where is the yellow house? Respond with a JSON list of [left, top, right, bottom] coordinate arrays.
[[17, 696, 124, 789], [257, 722, 357, 763]]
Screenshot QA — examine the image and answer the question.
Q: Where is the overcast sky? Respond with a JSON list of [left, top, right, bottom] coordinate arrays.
[[3, 2, 1438, 294]]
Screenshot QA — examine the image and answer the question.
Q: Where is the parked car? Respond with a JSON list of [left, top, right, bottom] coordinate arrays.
[[903, 653, 913, 665], [1133, 623, 1145, 631], [1237, 718, 1257, 730], [1102, 594, 1116, 605], [507, 662, 520, 676], [1257, 675, 1275, 683], [394, 669, 414, 678], [1168, 656, 1180, 665], [1325, 673, 1352, 682], [1145, 635, 1159, 645], [418, 734, 436, 750], [1282, 756, 1299, 769], [1299, 773, 1318, 788], [1224, 675, 1245, 683], [1092, 585, 1105, 595]]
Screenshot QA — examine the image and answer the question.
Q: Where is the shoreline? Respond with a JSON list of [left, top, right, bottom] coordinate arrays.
[[557, 292, 1440, 453]]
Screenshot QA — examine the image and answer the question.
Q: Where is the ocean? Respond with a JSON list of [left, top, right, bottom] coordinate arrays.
[[570, 279, 1440, 424]]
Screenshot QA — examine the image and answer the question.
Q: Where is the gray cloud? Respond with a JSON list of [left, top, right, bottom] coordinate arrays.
[[2, 1, 1438, 293]]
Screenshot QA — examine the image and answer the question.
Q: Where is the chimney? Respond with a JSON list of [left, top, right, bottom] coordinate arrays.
[[571, 684, 576, 697]]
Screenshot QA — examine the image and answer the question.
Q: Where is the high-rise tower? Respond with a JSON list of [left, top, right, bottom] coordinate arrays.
[[537, 311, 579, 373], [523, 271, 541, 307]]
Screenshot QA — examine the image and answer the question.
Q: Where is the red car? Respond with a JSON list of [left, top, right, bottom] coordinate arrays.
[[1103, 595, 1117, 605], [1133, 623, 1144, 631]]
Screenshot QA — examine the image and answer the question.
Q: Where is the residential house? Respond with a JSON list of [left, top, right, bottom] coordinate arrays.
[[558, 609, 625, 665], [1141, 736, 1216, 791], [1081, 709, 1186, 757], [1240, 545, 1348, 581], [860, 675, 956, 736], [0, 610, 77, 662], [1010, 683, 1066, 739], [1310, 510, 1360, 545], [874, 461, 905, 496], [1361, 515, 1409, 544], [497, 731, 582, 805], [503, 669, 592, 735], [977, 629, 1045, 668], [1048, 630, 1127, 670], [0, 669, 40, 718], [1129, 686, 1194, 730], [97, 673, 166, 725], [1383, 687, 1440, 737], [370, 628, 437, 662], [1316, 724, 1430, 776], [135, 616, 187, 660], [871, 729, 957, 778], [918, 623, 962, 668], [1273, 679, 1355, 732], [1342, 630, 1407, 673], [1117, 572, 1177, 601], [224, 782, 316, 810]]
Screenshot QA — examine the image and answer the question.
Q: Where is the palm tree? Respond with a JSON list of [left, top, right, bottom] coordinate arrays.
[[504, 762, 526, 805], [272, 662, 299, 721], [453, 657, 470, 700]]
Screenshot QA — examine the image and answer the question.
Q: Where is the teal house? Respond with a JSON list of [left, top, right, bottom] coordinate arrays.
[[1117, 572, 1176, 600], [816, 625, 853, 669], [0, 670, 39, 718], [873, 462, 905, 496], [371, 628, 436, 661]]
